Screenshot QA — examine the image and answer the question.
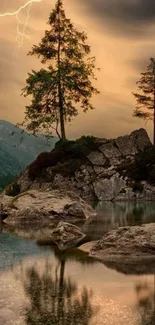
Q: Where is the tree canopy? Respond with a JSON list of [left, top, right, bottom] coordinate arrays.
[[133, 57, 155, 144], [22, 0, 99, 140]]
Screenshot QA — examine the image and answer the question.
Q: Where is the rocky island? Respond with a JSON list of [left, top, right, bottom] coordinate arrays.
[[1, 128, 155, 261], [6, 128, 155, 201]]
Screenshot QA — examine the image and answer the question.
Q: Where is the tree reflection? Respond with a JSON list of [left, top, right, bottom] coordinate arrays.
[[126, 207, 144, 226], [135, 279, 155, 325], [24, 259, 95, 325]]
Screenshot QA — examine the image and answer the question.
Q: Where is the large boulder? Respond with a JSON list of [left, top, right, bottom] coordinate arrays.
[[16, 128, 155, 201], [90, 224, 155, 260], [1, 190, 96, 226], [79, 224, 155, 274], [49, 221, 86, 250]]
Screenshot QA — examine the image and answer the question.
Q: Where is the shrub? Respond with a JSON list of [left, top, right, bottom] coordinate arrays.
[[52, 159, 82, 176], [132, 182, 144, 193], [127, 145, 155, 185], [5, 181, 21, 197], [28, 135, 98, 180]]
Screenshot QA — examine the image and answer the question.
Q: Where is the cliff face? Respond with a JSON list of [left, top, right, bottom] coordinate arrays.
[[16, 129, 155, 201]]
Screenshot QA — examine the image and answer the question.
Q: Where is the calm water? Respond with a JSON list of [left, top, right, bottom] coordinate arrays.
[[84, 201, 155, 240], [1, 202, 155, 325]]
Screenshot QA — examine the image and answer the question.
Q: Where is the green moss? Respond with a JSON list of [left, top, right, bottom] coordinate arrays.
[[28, 135, 98, 181], [5, 181, 20, 197], [9, 191, 36, 208]]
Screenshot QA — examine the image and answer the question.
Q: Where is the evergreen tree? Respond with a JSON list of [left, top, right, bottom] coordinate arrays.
[[22, 0, 99, 140], [133, 57, 155, 144]]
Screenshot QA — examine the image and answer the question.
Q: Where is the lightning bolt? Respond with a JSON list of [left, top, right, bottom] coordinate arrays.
[[0, 0, 42, 56]]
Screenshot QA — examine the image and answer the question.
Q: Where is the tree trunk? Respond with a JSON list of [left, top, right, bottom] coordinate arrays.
[[59, 100, 66, 141], [154, 85, 155, 145], [58, 3, 66, 141], [59, 259, 65, 290], [153, 66, 155, 145], [58, 260, 65, 321], [154, 106, 155, 146]]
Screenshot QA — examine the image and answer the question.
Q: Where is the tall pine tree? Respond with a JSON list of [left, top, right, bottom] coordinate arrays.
[[22, 0, 99, 140], [133, 58, 155, 144]]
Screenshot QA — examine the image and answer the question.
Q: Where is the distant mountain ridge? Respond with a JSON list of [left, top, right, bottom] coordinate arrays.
[[0, 120, 57, 182]]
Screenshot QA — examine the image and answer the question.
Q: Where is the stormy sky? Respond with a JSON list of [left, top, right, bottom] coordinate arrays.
[[0, 0, 155, 140]]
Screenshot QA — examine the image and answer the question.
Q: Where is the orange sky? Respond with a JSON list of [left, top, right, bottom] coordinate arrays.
[[0, 0, 155, 140]]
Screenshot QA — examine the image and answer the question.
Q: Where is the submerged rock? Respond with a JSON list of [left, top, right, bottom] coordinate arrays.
[[49, 221, 86, 250], [1, 190, 96, 226], [79, 241, 97, 253]]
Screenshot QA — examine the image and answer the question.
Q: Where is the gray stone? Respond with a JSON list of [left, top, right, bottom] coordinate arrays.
[[99, 142, 121, 159], [49, 221, 86, 250], [94, 166, 105, 175], [142, 182, 155, 200], [52, 174, 76, 191], [86, 165, 95, 175], [90, 224, 155, 260], [87, 151, 106, 166], [131, 128, 152, 151], [16, 168, 32, 193], [94, 165, 116, 176], [93, 174, 126, 201], [75, 169, 89, 182], [16, 128, 154, 202], [115, 135, 138, 156], [109, 156, 124, 166], [75, 170, 88, 187]]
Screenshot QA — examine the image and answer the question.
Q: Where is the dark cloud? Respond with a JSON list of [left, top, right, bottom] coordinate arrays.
[[83, 0, 155, 36], [88, 0, 155, 23], [128, 58, 150, 72], [0, 0, 153, 138]]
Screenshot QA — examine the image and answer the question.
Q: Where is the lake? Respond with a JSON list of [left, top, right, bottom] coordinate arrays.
[[1, 202, 155, 325]]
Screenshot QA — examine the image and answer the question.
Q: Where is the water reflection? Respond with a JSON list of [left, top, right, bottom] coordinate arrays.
[[3, 202, 155, 243], [136, 279, 155, 325], [2, 201, 155, 324], [102, 258, 155, 276], [24, 257, 96, 325], [1, 236, 155, 325], [84, 202, 155, 240]]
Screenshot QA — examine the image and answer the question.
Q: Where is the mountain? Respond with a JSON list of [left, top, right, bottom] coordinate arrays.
[[0, 120, 57, 187]]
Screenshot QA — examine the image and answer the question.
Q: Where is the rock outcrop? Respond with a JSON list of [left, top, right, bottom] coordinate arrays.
[[79, 224, 155, 274], [90, 224, 155, 259], [49, 221, 86, 250], [15, 128, 155, 201], [1, 190, 96, 226]]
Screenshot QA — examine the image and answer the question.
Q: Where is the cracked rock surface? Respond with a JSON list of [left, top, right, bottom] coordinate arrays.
[[0, 190, 96, 226], [16, 128, 154, 201]]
